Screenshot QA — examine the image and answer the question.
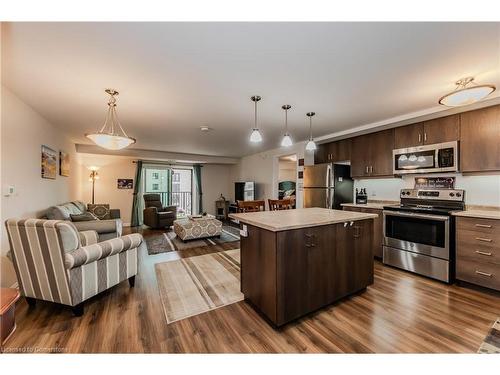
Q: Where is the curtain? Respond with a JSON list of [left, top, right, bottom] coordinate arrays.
[[131, 160, 143, 227], [193, 164, 203, 214]]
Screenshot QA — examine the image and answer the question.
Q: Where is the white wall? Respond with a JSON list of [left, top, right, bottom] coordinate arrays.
[[354, 172, 500, 206], [229, 141, 314, 208], [201, 164, 232, 215], [278, 160, 297, 182], [1, 86, 79, 287], [77, 154, 136, 225]]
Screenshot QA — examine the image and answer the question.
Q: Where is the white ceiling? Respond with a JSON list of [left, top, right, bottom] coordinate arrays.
[[2, 22, 500, 158]]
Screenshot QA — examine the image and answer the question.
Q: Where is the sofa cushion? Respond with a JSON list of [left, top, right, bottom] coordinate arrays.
[[87, 204, 111, 220], [70, 212, 98, 222], [46, 201, 85, 220]]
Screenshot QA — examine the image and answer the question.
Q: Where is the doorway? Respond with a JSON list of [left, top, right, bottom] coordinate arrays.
[[278, 154, 297, 203]]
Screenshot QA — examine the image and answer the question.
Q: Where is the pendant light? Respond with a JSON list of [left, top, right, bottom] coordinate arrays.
[[249, 95, 263, 143], [280, 104, 293, 147], [86, 89, 136, 150], [305, 112, 317, 151], [439, 77, 496, 107]]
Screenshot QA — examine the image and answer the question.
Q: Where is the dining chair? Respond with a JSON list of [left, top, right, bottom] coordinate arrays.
[[237, 200, 266, 213], [268, 198, 294, 211]]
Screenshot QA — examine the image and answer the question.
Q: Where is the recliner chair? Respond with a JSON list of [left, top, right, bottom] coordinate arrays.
[[143, 194, 177, 229]]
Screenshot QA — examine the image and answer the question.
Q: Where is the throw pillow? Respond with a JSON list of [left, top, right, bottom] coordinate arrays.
[[70, 212, 99, 222], [87, 204, 111, 220]]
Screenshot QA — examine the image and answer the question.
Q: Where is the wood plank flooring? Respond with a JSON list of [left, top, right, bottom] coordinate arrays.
[[2, 228, 499, 353]]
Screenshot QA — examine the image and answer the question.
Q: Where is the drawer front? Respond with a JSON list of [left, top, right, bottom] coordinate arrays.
[[457, 229, 500, 250], [457, 217, 500, 235], [457, 246, 500, 265], [456, 258, 500, 291]]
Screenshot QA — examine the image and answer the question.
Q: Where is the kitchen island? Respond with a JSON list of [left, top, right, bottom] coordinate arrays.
[[229, 207, 377, 327]]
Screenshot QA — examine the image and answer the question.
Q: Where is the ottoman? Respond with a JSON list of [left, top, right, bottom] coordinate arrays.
[[173, 216, 223, 241]]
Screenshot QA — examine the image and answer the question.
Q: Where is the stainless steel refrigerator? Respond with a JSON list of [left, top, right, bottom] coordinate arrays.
[[303, 163, 353, 209]]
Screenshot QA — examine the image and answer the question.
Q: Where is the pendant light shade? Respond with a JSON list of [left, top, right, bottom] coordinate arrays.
[[86, 89, 136, 150], [249, 95, 263, 143], [305, 112, 317, 151], [280, 104, 293, 147], [439, 77, 496, 107]]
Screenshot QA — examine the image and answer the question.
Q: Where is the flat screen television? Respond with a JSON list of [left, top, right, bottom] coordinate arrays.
[[235, 182, 255, 201]]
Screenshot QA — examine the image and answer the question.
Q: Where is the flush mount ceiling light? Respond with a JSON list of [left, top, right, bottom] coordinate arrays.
[[86, 89, 136, 150], [249, 95, 263, 143], [305, 112, 317, 151], [200, 126, 212, 132], [280, 104, 293, 147], [439, 77, 496, 107]]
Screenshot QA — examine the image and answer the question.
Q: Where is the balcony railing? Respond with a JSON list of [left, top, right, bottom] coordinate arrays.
[[145, 191, 192, 215]]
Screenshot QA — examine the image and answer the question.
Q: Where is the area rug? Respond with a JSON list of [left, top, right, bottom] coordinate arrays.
[[155, 249, 243, 324], [146, 225, 240, 255], [478, 318, 500, 353]]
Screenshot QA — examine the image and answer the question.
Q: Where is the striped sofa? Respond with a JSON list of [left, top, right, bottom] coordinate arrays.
[[5, 218, 144, 316]]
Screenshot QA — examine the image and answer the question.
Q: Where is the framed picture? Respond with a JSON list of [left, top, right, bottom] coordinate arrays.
[[59, 151, 70, 177], [41, 145, 57, 179], [117, 178, 133, 189]]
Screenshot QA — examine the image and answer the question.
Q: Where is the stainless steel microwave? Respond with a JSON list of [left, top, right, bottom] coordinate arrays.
[[393, 141, 458, 175]]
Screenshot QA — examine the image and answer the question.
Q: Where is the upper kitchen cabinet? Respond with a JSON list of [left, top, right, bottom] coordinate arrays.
[[460, 105, 500, 173], [393, 115, 460, 149], [351, 129, 394, 178], [423, 115, 460, 145], [394, 123, 424, 149], [315, 139, 351, 164]]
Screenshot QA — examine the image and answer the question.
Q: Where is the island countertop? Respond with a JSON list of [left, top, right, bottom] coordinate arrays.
[[229, 207, 377, 232]]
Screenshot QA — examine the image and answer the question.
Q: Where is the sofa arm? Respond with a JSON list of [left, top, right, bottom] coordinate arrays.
[[72, 219, 120, 234], [79, 230, 99, 246], [160, 206, 177, 214], [109, 209, 121, 219], [65, 233, 143, 269]]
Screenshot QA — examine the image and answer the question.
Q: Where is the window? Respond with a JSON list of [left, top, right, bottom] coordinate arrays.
[[172, 172, 180, 182]]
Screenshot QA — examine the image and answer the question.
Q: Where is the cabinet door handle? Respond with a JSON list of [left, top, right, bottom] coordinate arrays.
[[475, 224, 492, 228], [344, 222, 348, 228], [370, 166, 374, 173], [475, 250, 492, 256], [365, 166, 369, 174], [475, 237, 492, 242], [418, 133, 421, 143], [424, 132, 427, 142], [475, 270, 492, 277], [349, 221, 354, 226]]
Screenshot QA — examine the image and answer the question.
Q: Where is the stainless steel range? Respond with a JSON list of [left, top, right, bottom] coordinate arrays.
[[383, 188, 465, 283]]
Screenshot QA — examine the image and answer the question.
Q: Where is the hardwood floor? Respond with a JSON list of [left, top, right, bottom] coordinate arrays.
[[2, 228, 499, 353]]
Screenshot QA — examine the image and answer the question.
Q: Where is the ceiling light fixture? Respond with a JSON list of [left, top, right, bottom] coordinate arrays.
[[86, 89, 136, 150], [439, 77, 496, 107], [200, 126, 211, 132], [249, 95, 263, 143], [281, 104, 293, 147], [305, 112, 317, 151]]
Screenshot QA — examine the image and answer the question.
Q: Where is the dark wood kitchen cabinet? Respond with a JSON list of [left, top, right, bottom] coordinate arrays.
[[343, 206, 383, 258], [394, 115, 459, 149], [394, 122, 424, 149], [315, 139, 351, 164], [240, 219, 374, 326], [460, 105, 500, 173], [351, 129, 394, 178]]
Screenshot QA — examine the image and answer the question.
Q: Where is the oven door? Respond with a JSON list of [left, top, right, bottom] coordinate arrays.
[[383, 211, 450, 259]]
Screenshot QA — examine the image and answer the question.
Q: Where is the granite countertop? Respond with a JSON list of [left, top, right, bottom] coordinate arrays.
[[229, 207, 378, 232], [341, 201, 399, 210]]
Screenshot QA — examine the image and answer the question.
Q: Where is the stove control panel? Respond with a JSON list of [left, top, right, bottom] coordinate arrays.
[[400, 189, 465, 202]]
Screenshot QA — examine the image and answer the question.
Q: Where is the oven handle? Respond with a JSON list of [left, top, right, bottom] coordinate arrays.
[[383, 210, 450, 221]]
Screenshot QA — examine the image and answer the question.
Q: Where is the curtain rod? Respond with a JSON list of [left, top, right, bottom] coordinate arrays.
[[132, 160, 203, 167]]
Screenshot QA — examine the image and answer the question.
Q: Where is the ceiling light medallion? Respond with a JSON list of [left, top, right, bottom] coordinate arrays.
[[439, 77, 496, 107], [305, 112, 317, 151], [86, 89, 136, 150], [281, 104, 293, 147], [249, 95, 263, 143]]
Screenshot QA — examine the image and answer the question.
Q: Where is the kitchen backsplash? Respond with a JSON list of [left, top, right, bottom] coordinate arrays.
[[354, 173, 500, 206]]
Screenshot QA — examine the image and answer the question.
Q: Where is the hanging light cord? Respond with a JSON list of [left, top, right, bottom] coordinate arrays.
[[254, 99, 257, 129], [309, 116, 313, 140], [98, 92, 130, 137]]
